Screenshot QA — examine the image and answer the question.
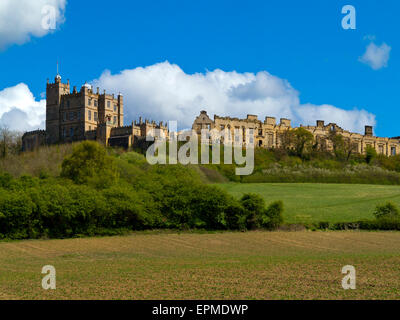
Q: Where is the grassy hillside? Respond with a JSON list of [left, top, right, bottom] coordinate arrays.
[[1, 231, 399, 300], [219, 183, 400, 223]]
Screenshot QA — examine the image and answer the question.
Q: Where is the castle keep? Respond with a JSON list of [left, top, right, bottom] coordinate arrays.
[[192, 111, 400, 156], [22, 74, 167, 151]]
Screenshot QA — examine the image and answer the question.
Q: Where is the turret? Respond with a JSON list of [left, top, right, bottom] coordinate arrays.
[[46, 73, 70, 144]]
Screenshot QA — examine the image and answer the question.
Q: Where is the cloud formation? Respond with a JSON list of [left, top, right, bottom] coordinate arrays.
[[0, 83, 46, 131], [92, 61, 375, 133], [0, 0, 66, 49], [359, 42, 391, 70]]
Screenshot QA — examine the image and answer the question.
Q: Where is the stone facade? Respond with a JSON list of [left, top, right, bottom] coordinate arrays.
[[192, 111, 400, 156], [22, 74, 400, 157], [22, 74, 167, 151]]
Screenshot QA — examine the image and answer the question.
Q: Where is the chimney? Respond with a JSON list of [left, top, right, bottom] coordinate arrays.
[[317, 120, 325, 127], [365, 126, 373, 137], [265, 117, 276, 126], [280, 118, 291, 127]]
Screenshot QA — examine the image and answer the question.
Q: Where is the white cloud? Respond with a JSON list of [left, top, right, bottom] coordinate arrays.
[[0, 83, 45, 131], [0, 0, 66, 49], [359, 42, 391, 70], [92, 61, 376, 133]]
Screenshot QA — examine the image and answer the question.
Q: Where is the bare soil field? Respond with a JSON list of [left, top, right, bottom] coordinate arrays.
[[0, 231, 399, 300]]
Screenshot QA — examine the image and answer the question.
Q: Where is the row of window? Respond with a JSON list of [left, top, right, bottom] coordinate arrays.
[[63, 111, 81, 122], [63, 110, 119, 125], [89, 99, 118, 112], [88, 110, 98, 122], [62, 127, 79, 138], [88, 99, 98, 107]]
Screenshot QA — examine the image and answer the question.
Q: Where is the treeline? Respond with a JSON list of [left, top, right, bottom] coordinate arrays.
[[0, 127, 22, 158], [0, 141, 284, 240]]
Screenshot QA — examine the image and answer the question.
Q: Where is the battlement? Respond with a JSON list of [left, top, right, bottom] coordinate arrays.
[[22, 130, 46, 138], [192, 110, 396, 156]]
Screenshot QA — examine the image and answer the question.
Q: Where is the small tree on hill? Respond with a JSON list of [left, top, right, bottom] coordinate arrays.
[[61, 141, 119, 186], [365, 145, 377, 164], [293, 127, 314, 159]]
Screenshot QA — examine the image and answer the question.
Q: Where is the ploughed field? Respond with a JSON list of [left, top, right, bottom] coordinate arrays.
[[0, 231, 399, 300], [219, 183, 400, 223]]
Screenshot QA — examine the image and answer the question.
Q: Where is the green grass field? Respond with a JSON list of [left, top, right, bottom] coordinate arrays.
[[1, 231, 399, 300], [219, 183, 400, 223]]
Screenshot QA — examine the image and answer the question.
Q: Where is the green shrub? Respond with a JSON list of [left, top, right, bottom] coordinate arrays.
[[240, 193, 267, 230], [224, 201, 247, 230], [366, 146, 378, 164], [265, 201, 284, 230], [373, 202, 400, 220], [61, 141, 119, 186]]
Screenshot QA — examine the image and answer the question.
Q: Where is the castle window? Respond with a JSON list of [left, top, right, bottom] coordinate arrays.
[[94, 112, 98, 122], [67, 101, 70, 108], [69, 112, 74, 120], [94, 100, 98, 107], [63, 128, 66, 138], [107, 101, 111, 108], [114, 105, 117, 112], [63, 113, 67, 122], [88, 99, 92, 106], [77, 111, 81, 120], [88, 111, 92, 121], [392, 147, 396, 156], [70, 128, 74, 137], [258, 129, 263, 136], [113, 116, 117, 124]]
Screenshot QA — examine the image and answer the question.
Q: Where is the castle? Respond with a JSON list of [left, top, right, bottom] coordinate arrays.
[[22, 74, 167, 151], [192, 111, 400, 156], [23, 73, 400, 157]]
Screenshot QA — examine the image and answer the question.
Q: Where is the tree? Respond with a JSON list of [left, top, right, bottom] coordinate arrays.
[[61, 141, 119, 186], [365, 145, 377, 164], [328, 132, 358, 161], [293, 127, 314, 159], [0, 126, 22, 158]]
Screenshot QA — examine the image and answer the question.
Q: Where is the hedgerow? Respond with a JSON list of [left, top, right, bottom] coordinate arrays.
[[0, 142, 285, 239]]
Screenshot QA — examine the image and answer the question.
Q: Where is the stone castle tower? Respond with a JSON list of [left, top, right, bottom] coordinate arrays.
[[22, 72, 167, 151], [46, 74, 70, 144]]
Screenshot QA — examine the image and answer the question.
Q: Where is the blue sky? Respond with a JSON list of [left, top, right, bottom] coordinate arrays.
[[0, 0, 398, 136]]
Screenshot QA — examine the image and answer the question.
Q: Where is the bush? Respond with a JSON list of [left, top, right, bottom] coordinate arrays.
[[240, 193, 267, 230], [265, 201, 284, 230], [373, 202, 400, 220], [225, 201, 247, 230], [365, 146, 377, 164], [61, 141, 119, 186]]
